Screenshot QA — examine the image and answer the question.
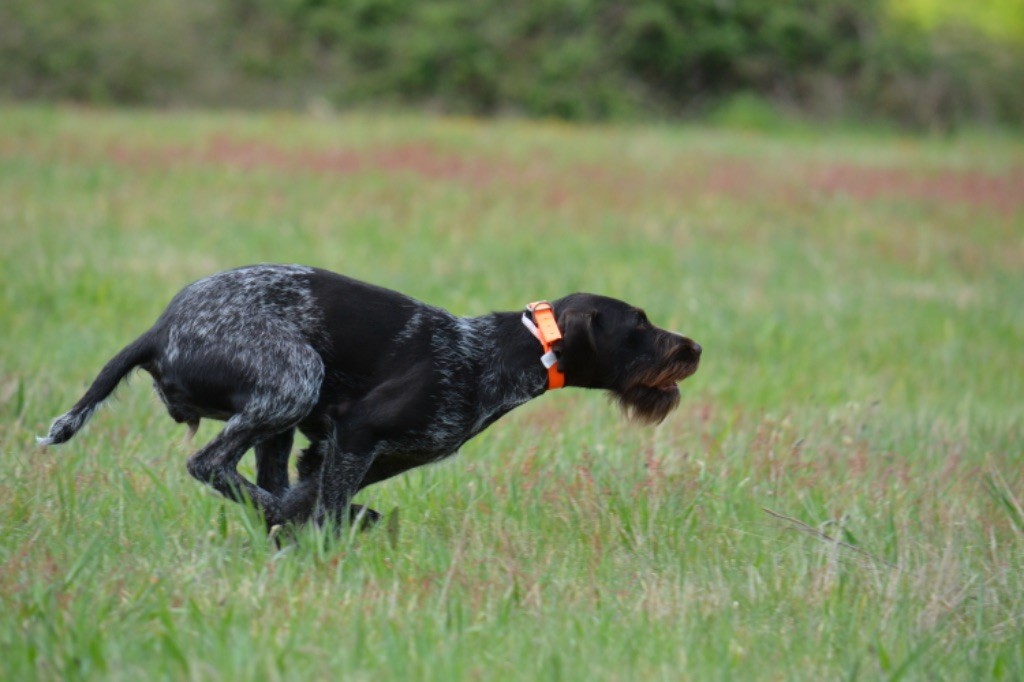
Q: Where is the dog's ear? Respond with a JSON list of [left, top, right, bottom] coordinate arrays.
[[557, 309, 599, 387]]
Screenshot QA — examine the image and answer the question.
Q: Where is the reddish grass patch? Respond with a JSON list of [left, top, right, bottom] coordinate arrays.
[[654, 157, 1024, 214], [805, 162, 1024, 215], [108, 134, 513, 188], [103, 134, 1024, 214]]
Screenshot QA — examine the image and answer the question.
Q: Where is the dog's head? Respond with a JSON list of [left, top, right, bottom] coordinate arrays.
[[553, 294, 701, 424]]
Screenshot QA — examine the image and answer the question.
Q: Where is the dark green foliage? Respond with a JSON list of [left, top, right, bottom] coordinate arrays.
[[1, 0, 1021, 128]]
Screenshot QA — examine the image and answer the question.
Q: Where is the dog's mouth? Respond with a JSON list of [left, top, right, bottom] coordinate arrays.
[[642, 361, 699, 392], [615, 360, 698, 425], [648, 382, 681, 395], [641, 378, 681, 397]]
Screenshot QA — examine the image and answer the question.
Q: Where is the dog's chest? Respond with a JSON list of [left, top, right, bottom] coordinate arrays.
[[377, 392, 524, 465]]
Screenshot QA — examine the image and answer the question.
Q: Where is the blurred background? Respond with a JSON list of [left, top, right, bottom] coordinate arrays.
[[2, 0, 1022, 131]]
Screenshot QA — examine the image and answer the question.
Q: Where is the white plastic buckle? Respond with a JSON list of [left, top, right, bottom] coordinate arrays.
[[521, 312, 542, 341]]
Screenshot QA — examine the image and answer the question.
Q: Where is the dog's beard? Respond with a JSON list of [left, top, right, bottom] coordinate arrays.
[[613, 360, 697, 425]]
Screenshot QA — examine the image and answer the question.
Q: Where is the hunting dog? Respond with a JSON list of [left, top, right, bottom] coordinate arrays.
[[40, 265, 701, 529]]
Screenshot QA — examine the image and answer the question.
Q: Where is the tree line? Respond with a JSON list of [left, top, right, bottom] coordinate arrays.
[[2, 0, 1021, 129]]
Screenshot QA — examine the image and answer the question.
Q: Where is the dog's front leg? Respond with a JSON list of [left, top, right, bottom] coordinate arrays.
[[316, 361, 436, 529], [277, 435, 382, 529], [314, 430, 379, 528], [255, 429, 295, 498]]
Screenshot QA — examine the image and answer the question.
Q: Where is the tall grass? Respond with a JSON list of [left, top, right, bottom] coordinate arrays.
[[1, 106, 1022, 680]]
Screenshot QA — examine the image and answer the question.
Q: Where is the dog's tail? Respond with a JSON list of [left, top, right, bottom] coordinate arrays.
[[37, 333, 156, 447]]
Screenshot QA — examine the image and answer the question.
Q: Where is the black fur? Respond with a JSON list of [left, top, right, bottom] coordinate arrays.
[[41, 265, 701, 531]]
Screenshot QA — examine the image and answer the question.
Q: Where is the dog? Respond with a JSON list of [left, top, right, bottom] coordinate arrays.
[[39, 264, 701, 529]]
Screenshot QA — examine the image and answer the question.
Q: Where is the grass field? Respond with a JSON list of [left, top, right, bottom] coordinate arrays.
[[1, 105, 1022, 680]]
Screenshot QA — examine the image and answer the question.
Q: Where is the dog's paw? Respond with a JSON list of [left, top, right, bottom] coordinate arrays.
[[349, 504, 382, 530]]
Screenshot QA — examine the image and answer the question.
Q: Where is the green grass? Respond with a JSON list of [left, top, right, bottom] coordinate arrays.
[[1, 105, 1022, 680]]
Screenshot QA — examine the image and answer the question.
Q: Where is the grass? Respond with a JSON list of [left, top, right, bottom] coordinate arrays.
[[1, 105, 1022, 680]]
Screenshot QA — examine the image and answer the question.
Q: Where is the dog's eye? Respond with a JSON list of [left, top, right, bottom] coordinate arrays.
[[635, 312, 651, 329]]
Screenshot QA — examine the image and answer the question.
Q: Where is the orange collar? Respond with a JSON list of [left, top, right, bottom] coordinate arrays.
[[522, 301, 565, 390]]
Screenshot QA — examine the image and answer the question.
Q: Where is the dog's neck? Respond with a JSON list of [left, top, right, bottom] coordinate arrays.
[[456, 312, 553, 410]]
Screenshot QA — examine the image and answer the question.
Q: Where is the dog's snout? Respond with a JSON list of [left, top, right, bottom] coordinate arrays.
[[676, 338, 701, 362]]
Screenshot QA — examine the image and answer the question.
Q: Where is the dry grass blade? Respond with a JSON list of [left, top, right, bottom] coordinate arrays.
[[761, 506, 898, 569]]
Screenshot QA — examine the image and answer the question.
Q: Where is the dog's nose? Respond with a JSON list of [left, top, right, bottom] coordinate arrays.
[[675, 338, 701, 362]]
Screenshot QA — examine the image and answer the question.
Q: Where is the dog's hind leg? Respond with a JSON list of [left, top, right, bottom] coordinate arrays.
[[186, 418, 290, 525], [185, 342, 323, 527]]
